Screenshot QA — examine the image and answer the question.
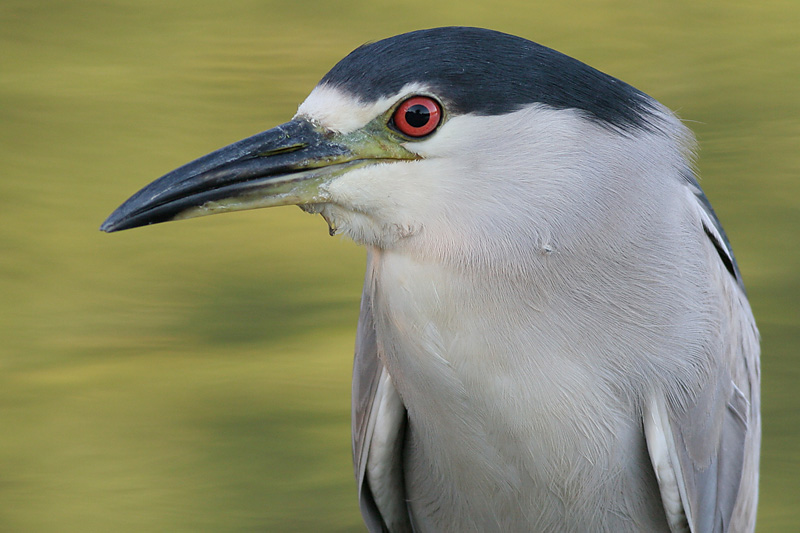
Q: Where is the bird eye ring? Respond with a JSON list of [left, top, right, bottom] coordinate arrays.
[[391, 96, 442, 138]]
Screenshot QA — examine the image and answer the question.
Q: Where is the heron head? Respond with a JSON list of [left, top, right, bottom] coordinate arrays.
[[102, 27, 688, 264]]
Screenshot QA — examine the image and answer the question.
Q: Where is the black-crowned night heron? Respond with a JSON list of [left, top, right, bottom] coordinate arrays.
[[102, 27, 760, 532]]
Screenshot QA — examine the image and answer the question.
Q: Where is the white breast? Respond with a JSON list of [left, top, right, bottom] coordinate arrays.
[[370, 251, 670, 532]]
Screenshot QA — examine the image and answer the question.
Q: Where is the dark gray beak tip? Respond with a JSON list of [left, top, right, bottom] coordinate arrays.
[[100, 198, 179, 233], [99, 221, 116, 233], [100, 210, 124, 233], [99, 216, 133, 233], [99, 199, 150, 233]]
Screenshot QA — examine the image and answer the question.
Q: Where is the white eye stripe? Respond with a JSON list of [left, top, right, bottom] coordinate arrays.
[[295, 82, 432, 133]]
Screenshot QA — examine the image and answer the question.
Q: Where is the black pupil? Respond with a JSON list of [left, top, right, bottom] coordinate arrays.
[[405, 104, 430, 128]]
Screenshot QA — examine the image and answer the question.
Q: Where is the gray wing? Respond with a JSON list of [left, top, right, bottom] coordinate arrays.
[[352, 251, 411, 532], [644, 187, 760, 533]]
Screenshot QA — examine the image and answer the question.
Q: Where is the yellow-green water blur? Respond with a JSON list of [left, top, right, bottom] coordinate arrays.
[[1, 1, 797, 531]]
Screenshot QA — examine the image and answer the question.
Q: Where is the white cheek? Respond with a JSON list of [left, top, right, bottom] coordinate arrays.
[[321, 162, 430, 243]]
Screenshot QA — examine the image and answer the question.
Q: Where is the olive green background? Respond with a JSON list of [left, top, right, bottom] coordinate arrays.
[[1, 1, 797, 531]]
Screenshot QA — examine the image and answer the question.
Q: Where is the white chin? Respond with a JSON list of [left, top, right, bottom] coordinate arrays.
[[309, 203, 418, 249]]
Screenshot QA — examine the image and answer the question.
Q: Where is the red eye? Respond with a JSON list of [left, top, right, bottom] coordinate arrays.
[[392, 96, 442, 137]]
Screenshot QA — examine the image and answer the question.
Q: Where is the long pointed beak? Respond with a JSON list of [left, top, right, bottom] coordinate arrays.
[[101, 118, 414, 233]]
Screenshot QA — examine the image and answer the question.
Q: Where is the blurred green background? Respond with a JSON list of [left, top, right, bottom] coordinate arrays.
[[1, 0, 797, 531]]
